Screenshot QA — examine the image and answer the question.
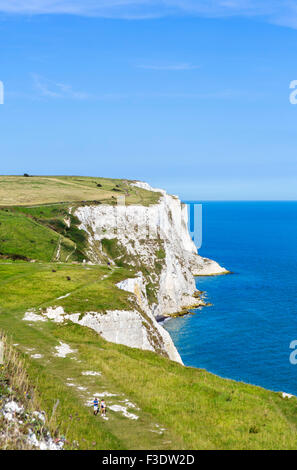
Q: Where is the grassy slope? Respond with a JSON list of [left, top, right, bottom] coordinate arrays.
[[0, 175, 160, 206], [0, 334, 63, 450], [0, 209, 76, 262], [1, 262, 297, 450], [1, 175, 297, 450]]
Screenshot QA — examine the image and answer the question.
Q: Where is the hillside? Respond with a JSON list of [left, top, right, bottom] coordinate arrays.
[[0, 175, 160, 263], [0, 175, 161, 206], [1, 175, 297, 450]]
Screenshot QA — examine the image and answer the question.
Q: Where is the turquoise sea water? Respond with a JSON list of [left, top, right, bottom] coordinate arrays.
[[164, 202, 297, 395]]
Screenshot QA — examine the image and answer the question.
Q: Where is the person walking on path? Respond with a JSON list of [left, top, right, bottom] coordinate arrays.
[[93, 397, 99, 416], [100, 399, 106, 416]]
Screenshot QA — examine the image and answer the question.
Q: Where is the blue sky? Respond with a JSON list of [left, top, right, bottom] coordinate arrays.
[[0, 1, 297, 200]]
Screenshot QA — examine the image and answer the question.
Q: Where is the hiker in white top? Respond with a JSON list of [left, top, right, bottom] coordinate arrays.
[[100, 399, 106, 416]]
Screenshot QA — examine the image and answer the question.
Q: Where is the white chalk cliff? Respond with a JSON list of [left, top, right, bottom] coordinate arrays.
[[33, 305, 182, 364], [62, 181, 228, 364]]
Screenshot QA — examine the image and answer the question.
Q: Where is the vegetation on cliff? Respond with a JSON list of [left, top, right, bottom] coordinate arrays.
[[1, 175, 297, 450]]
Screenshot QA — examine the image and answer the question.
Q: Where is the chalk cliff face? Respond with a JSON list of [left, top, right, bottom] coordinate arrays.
[[66, 181, 227, 363], [38, 304, 182, 364], [75, 182, 227, 316]]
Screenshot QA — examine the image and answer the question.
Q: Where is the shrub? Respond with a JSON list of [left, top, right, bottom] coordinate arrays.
[[249, 425, 259, 434]]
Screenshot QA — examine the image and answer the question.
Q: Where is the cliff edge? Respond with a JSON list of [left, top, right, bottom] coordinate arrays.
[[69, 181, 228, 363]]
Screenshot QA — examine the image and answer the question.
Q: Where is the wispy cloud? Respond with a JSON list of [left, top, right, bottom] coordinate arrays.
[[0, 1, 296, 28], [137, 63, 199, 71], [31, 73, 253, 102], [0, 1, 162, 19], [33, 74, 90, 100]]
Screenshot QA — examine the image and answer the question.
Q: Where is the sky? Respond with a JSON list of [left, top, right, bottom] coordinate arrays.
[[0, 1, 297, 200]]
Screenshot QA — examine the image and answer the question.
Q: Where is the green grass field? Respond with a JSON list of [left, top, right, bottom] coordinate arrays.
[[1, 175, 297, 450], [0, 175, 160, 206], [0, 209, 76, 262], [2, 263, 297, 450]]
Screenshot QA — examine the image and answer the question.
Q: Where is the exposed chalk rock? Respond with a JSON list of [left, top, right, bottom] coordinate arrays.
[[189, 256, 229, 276], [75, 181, 227, 317], [109, 404, 139, 420], [23, 311, 47, 322], [282, 392, 294, 399], [54, 342, 76, 358], [82, 371, 101, 376], [42, 306, 182, 364], [42, 181, 228, 364]]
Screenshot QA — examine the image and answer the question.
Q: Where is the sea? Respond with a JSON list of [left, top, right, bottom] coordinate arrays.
[[164, 202, 297, 395]]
